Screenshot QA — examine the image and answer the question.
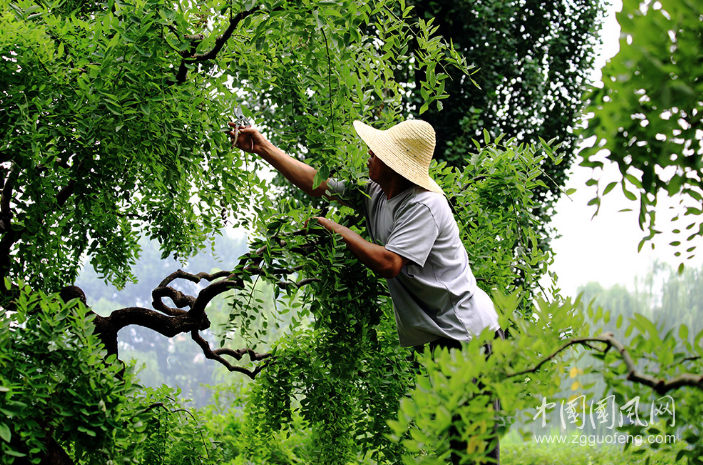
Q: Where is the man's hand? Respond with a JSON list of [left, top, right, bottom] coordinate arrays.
[[226, 124, 342, 202], [311, 216, 408, 279], [227, 124, 268, 154], [304, 217, 327, 235]]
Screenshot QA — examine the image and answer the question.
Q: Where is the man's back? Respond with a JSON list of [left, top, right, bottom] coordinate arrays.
[[363, 181, 499, 347]]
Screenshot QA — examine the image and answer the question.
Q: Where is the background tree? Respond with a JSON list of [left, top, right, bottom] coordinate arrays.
[[580, 261, 703, 342], [401, 0, 604, 207]]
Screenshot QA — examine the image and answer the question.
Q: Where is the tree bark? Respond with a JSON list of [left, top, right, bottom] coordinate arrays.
[[39, 437, 74, 465]]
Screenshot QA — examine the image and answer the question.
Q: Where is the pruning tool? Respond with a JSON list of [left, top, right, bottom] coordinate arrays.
[[230, 105, 251, 147]]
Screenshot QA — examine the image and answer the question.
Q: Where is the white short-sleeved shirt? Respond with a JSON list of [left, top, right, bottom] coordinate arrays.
[[333, 179, 500, 347]]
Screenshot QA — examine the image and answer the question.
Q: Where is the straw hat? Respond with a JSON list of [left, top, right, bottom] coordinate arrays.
[[353, 119, 443, 194]]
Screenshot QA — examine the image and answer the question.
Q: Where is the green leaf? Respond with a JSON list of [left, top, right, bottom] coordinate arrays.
[[603, 181, 617, 195], [622, 182, 637, 201], [679, 325, 689, 341], [0, 423, 10, 443], [312, 165, 330, 190]]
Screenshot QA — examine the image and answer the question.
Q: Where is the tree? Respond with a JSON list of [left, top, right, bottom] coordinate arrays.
[[401, 0, 604, 206], [9, 0, 696, 464], [580, 262, 703, 341], [0, 0, 478, 462], [581, 0, 703, 269]]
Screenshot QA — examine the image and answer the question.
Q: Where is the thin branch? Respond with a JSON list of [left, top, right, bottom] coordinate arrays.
[[188, 278, 240, 318], [175, 7, 261, 83], [213, 347, 270, 362], [460, 175, 488, 191], [157, 268, 232, 288], [190, 330, 267, 379], [278, 277, 320, 289], [321, 27, 335, 136], [166, 24, 182, 41], [270, 265, 305, 275], [144, 402, 169, 412], [506, 332, 703, 395], [56, 159, 84, 208]]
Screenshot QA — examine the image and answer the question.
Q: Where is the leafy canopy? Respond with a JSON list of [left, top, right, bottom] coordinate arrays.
[[0, 0, 467, 293]]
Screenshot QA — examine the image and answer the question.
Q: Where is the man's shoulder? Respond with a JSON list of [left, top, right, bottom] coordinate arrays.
[[407, 188, 449, 211], [366, 180, 383, 196]]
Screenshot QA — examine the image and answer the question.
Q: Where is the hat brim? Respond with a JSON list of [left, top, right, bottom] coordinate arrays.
[[353, 120, 443, 195]]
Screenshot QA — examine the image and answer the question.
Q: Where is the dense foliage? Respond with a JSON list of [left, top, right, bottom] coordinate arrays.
[[2, 0, 702, 464], [581, 0, 703, 268], [0, 0, 466, 293], [0, 284, 216, 464], [0, 0, 469, 462], [403, 0, 604, 199], [391, 281, 703, 464]]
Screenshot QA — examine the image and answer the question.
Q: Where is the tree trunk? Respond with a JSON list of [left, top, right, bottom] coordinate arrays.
[[39, 437, 74, 465]]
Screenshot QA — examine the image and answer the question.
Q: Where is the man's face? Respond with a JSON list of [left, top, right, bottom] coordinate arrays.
[[367, 149, 394, 183]]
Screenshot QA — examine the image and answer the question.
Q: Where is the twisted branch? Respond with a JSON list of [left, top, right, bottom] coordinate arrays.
[[507, 332, 703, 395], [191, 330, 269, 379], [55, 232, 324, 378]]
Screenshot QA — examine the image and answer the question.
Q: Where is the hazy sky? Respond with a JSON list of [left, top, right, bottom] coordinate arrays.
[[549, 0, 703, 297]]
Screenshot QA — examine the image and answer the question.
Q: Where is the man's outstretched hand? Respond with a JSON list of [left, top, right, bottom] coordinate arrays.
[[227, 124, 269, 154]]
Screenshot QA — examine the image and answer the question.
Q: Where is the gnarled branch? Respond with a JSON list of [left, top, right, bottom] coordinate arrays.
[[506, 332, 703, 395], [55, 232, 323, 378], [190, 329, 268, 379]]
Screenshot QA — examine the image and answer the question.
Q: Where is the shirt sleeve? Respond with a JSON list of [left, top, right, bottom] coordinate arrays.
[[325, 179, 368, 212], [384, 201, 439, 268]]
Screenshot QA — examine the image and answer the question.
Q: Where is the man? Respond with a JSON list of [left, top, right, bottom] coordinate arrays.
[[228, 119, 502, 463]]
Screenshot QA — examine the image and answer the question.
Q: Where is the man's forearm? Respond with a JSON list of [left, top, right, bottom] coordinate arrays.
[[256, 142, 329, 197], [314, 217, 406, 279]]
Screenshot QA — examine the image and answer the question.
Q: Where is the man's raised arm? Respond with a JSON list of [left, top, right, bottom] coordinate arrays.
[[228, 124, 332, 198]]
